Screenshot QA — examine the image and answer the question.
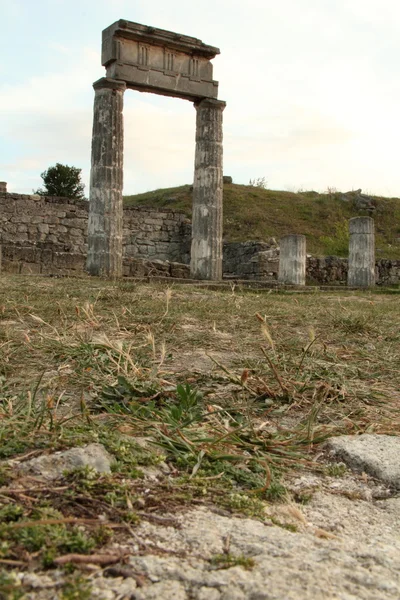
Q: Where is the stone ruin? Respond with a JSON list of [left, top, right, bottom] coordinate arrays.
[[1, 22, 400, 288], [1, 180, 400, 287], [87, 20, 225, 281]]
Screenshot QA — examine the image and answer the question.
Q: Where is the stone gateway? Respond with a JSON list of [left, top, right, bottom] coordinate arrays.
[[87, 20, 226, 280]]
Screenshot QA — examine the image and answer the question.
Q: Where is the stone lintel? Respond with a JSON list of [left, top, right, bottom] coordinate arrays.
[[102, 20, 220, 102], [102, 20, 220, 65], [93, 77, 127, 92]]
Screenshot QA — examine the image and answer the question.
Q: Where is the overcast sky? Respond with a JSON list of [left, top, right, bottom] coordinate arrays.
[[1, 0, 400, 197]]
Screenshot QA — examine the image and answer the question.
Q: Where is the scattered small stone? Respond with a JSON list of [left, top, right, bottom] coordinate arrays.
[[16, 443, 114, 480], [326, 434, 400, 489]]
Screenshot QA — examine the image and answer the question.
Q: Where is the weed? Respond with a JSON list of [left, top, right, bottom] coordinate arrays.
[[0, 571, 24, 600], [270, 517, 298, 532], [60, 575, 92, 600], [222, 493, 266, 518], [293, 492, 314, 505], [0, 507, 96, 567], [332, 313, 374, 334], [210, 553, 256, 570], [326, 462, 348, 477]]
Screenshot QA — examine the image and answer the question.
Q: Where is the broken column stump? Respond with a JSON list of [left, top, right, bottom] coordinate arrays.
[[348, 217, 375, 287], [278, 234, 306, 285]]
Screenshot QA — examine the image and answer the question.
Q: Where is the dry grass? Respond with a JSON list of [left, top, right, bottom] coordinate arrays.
[[0, 274, 399, 579]]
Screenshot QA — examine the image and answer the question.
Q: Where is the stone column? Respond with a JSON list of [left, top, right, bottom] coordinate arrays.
[[0, 182, 7, 193], [348, 217, 375, 287], [278, 234, 306, 285], [191, 98, 226, 280], [87, 77, 126, 278]]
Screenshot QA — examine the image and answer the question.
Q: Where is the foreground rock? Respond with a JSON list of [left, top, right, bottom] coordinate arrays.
[[20, 494, 400, 600], [326, 434, 400, 489], [16, 443, 114, 480]]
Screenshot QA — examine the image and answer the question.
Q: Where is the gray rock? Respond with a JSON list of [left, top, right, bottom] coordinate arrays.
[[326, 434, 400, 488], [11, 493, 400, 599], [17, 443, 114, 480], [123, 504, 400, 600]]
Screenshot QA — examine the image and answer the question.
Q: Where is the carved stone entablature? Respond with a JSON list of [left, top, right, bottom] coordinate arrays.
[[101, 20, 220, 101]]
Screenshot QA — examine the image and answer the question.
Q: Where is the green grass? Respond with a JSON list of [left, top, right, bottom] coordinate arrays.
[[124, 184, 400, 258]]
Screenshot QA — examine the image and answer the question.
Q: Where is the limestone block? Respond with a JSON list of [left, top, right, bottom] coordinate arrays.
[[53, 253, 86, 270], [37, 223, 49, 234]]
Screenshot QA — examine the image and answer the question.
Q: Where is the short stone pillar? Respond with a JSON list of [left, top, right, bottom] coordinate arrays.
[[0, 182, 7, 193], [278, 235, 306, 285], [87, 77, 126, 278], [348, 217, 375, 287], [191, 98, 226, 280]]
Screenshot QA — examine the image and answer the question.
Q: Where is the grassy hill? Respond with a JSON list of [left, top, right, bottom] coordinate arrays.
[[124, 184, 400, 259]]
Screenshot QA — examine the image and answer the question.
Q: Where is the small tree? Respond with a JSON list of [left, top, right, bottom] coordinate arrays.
[[34, 163, 85, 199]]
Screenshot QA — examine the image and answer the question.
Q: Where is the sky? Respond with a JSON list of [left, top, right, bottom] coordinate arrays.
[[1, 0, 400, 197]]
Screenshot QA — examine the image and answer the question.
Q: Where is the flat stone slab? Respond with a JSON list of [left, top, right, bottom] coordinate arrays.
[[326, 434, 400, 489]]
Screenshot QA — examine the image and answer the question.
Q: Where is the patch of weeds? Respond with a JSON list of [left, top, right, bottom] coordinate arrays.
[[100, 431, 165, 474], [270, 517, 298, 532], [325, 462, 348, 477], [210, 553, 255, 571], [191, 458, 265, 490], [60, 575, 92, 600], [263, 479, 288, 502], [91, 525, 113, 546], [0, 466, 13, 487], [0, 507, 96, 567], [221, 492, 266, 519], [61, 467, 139, 524], [332, 313, 375, 334], [98, 375, 162, 415], [0, 571, 24, 600], [0, 504, 24, 523], [293, 491, 314, 505]]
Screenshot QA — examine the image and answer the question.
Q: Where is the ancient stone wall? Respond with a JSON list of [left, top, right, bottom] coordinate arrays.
[[0, 192, 191, 275], [223, 241, 279, 279], [1, 191, 400, 285]]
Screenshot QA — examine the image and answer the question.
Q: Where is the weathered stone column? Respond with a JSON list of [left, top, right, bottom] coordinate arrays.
[[0, 182, 7, 193], [191, 98, 226, 280], [87, 77, 126, 278], [278, 234, 306, 285], [348, 217, 375, 287]]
